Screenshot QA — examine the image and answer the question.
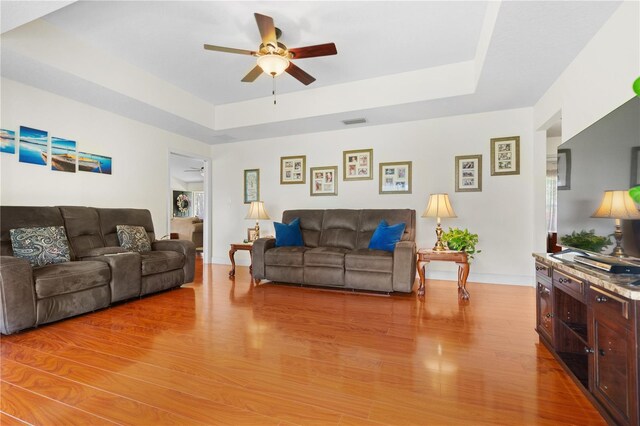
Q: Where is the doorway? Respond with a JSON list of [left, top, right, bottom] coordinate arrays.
[[168, 151, 211, 263]]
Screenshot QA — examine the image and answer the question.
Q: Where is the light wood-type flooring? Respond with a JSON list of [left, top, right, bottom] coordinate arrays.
[[1, 259, 605, 425]]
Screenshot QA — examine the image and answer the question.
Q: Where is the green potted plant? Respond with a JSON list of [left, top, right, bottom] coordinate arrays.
[[441, 227, 481, 261], [559, 229, 612, 253]]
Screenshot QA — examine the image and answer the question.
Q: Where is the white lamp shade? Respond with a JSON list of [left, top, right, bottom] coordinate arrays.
[[422, 193, 457, 218], [591, 190, 640, 219], [257, 54, 290, 76], [245, 201, 271, 220]]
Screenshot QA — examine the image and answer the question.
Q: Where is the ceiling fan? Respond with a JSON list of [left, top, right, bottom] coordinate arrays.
[[204, 13, 337, 86]]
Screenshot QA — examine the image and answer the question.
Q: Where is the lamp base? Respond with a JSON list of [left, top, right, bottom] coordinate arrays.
[[611, 222, 624, 258], [255, 221, 260, 240], [432, 223, 447, 251]]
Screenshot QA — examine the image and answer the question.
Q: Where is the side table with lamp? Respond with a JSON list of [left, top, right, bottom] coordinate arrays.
[[229, 201, 271, 277], [417, 193, 471, 299]]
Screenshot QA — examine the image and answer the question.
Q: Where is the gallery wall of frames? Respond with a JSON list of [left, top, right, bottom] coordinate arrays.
[[242, 136, 520, 201], [0, 126, 112, 175]]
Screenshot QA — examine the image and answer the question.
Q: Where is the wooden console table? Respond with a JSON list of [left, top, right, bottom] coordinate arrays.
[[228, 243, 253, 277], [416, 249, 470, 299]]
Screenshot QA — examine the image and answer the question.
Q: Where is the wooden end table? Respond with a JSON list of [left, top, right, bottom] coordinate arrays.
[[229, 243, 253, 277], [416, 249, 470, 300]]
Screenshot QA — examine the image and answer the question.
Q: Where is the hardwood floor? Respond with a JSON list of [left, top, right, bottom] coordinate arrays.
[[1, 260, 605, 425]]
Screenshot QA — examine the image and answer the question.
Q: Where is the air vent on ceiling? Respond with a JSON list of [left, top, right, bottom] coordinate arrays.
[[342, 118, 367, 126]]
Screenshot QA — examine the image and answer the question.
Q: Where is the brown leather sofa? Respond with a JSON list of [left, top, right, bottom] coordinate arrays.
[[0, 206, 195, 334], [252, 209, 416, 292]]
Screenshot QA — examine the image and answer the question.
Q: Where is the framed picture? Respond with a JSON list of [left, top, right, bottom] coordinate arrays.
[[310, 166, 338, 196], [343, 148, 373, 180], [78, 152, 112, 174], [247, 228, 257, 242], [244, 169, 260, 204], [631, 147, 640, 187], [557, 149, 571, 190], [379, 161, 412, 194], [280, 155, 306, 184], [51, 137, 77, 173], [490, 136, 520, 176], [0, 129, 16, 154], [19, 126, 48, 166], [455, 155, 482, 192], [173, 190, 193, 217]]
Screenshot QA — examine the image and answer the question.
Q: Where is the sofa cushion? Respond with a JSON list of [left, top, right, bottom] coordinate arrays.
[[274, 218, 304, 247], [1, 206, 67, 257], [319, 210, 359, 250], [10, 226, 71, 267], [304, 247, 348, 268], [356, 209, 415, 249], [117, 225, 152, 253], [34, 260, 110, 299], [282, 210, 324, 247], [368, 220, 406, 252], [59, 206, 105, 258], [345, 249, 393, 273], [264, 246, 307, 267], [98, 208, 156, 247], [140, 250, 184, 276]]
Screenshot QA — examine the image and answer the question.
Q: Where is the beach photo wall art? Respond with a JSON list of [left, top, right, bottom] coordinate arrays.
[[19, 126, 48, 166], [2, 125, 112, 176], [1, 129, 16, 154], [50, 137, 77, 173], [78, 152, 112, 174]]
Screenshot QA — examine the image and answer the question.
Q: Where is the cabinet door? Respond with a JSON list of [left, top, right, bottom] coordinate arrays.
[[536, 279, 553, 343], [592, 314, 632, 425]]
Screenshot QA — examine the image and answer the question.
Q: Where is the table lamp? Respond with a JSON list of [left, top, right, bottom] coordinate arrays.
[[422, 193, 457, 251], [591, 190, 640, 257], [245, 201, 270, 239]]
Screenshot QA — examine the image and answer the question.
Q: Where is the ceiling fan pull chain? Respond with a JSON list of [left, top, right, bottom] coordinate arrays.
[[272, 76, 277, 105]]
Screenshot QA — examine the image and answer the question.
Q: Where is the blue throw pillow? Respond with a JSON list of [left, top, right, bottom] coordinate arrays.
[[274, 218, 304, 247], [368, 220, 406, 252]]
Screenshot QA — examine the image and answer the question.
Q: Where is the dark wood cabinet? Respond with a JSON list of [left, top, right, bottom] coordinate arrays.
[[589, 286, 638, 426], [535, 262, 553, 344], [533, 255, 639, 426]]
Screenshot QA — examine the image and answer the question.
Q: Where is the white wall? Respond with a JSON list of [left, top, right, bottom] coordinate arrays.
[[212, 107, 535, 285], [0, 78, 211, 237], [534, 1, 639, 141]]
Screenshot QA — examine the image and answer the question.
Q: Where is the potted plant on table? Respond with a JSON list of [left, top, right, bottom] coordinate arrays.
[[441, 227, 481, 261], [559, 229, 611, 253]]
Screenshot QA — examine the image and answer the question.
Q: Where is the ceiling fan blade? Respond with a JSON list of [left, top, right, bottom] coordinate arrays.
[[204, 44, 256, 56], [289, 43, 337, 59], [254, 13, 276, 47], [286, 62, 316, 86], [241, 65, 263, 83]]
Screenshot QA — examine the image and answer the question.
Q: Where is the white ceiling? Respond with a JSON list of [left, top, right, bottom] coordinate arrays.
[[0, 1, 622, 144], [169, 154, 205, 184]]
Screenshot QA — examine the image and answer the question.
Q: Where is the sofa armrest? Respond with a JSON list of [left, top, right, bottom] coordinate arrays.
[[152, 240, 196, 283], [392, 241, 417, 293], [0, 256, 37, 334], [251, 238, 276, 279], [83, 253, 142, 302]]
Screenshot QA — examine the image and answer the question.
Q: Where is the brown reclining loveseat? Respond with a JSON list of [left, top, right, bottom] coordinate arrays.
[[0, 206, 195, 334]]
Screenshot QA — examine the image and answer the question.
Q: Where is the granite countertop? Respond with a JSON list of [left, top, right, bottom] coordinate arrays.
[[533, 253, 640, 301]]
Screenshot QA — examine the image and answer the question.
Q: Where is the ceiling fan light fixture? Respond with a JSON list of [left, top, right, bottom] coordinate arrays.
[[257, 54, 290, 77]]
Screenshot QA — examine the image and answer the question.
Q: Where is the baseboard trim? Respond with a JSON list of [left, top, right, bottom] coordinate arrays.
[[425, 270, 533, 286]]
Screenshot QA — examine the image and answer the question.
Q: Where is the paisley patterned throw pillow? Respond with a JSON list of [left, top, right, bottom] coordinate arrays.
[[10, 226, 71, 267], [116, 225, 152, 253]]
